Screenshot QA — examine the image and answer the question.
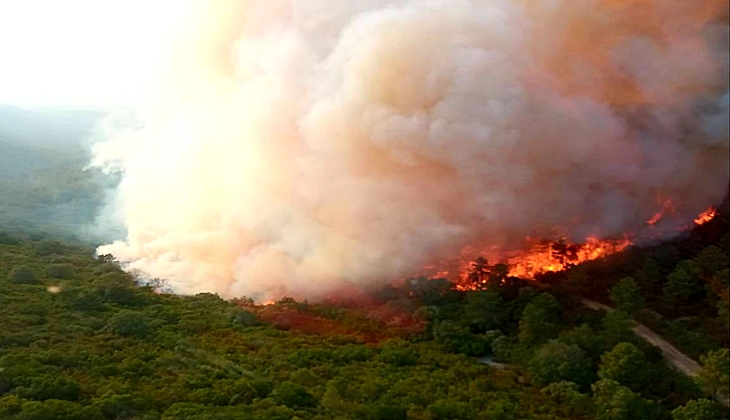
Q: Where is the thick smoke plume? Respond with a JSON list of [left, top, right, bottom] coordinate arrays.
[[93, 0, 729, 301]]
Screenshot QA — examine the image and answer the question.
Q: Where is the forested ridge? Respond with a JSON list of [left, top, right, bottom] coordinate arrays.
[[0, 104, 728, 418], [1, 211, 729, 419], [0, 233, 592, 420]]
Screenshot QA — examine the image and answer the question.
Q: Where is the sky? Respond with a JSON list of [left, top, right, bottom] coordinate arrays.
[[0, 0, 191, 110]]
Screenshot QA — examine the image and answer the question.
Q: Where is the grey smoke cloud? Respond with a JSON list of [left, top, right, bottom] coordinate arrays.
[[92, 0, 729, 301]]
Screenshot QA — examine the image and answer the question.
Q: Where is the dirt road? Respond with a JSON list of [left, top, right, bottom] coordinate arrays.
[[581, 299, 730, 407], [581, 299, 702, 376]]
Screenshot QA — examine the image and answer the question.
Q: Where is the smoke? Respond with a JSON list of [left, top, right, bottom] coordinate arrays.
[[92, 0, 729, 301]]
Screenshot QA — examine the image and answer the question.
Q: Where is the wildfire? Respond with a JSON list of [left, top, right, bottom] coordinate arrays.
[[646, 195, 676, 226], [418, 204, 721, 291], [694, 207, 717, 226], [454, 236, 632, 284], [503, 236, 633, 279]]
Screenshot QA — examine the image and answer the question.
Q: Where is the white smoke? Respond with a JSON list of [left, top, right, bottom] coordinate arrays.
[[93, 0, 729, 301]]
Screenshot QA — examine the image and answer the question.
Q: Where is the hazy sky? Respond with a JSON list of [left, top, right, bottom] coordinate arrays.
[[0, 0, 191, 110]]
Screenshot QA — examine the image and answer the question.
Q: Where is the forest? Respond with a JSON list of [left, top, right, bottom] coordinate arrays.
[[0, 206, 728, 419], [1, 105, 729, 419]]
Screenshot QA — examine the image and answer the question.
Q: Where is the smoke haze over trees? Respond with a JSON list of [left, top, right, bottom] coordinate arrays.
[[91, 0, 730, 301]]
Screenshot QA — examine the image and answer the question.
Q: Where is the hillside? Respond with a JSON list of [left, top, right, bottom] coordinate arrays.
[[0, 106, 115, 239], [1, 221, 729, 419], [0, 234, 588, 420]]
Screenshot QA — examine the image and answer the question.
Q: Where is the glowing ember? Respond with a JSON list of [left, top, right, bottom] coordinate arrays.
[[694, 207, 718, 225], [431, 236, 635, 290], [646, 195, 676, 226], [503, 236, 632, 279], [421, 205, 719, 291]]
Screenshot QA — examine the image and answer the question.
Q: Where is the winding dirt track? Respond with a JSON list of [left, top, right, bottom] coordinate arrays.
[[581, 299, 701, 376], [582, 299, 729, 407]]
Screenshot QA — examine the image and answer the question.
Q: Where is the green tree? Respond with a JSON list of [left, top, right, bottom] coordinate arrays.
[[518, 293, 561, 345], [671, 399, 720, 420], [7, 266, 39, 285], [15, 376, 81, 401], [565, 266, 589, 293], [609, 277, 645, 315], [559, 324, 608, 361], [35, 239, 64, 256], [664, 261, 705, 306], [92, 393, 151, 419], [426, 399, 476, 420], [464, 290, 506, 331], [636, 258, 662, 296], [693, 246, 729, 279], [591, 379, 658, 420], [601, 310, 635, 348], [18, 399, 102, 420], [366, 403, 407, 420], [598, 342, 652, 392], [696, 349, 730, 400], [108, 310, 152, 338], [46, 264, 75, 279], [433, 320, 486, 356], [541, 381, 591, 415], [270, 381, 317, 409], [527, 340, 593, 387]]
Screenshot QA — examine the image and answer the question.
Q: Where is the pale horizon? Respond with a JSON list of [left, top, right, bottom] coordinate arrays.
[[0, 0, 191, 110]]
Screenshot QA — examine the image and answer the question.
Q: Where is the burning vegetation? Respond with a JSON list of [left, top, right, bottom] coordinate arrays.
[[424, 205, 721, 291], [695, 207, 719, 226]]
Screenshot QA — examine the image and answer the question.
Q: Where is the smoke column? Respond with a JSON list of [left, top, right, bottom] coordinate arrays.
[[93, 0, 730, 301]]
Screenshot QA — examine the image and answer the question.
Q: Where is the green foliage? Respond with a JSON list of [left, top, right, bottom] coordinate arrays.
[[108, 310, 152, 338], [270, 382, 317, 409], [671, 399, 721, 420], [7, 266, 38, 285], [541, 381, 591, 415], [692, 246, 729, 278], [528, 340, 593, 387], [14, 376, 81, 402], [45, 264, 74, 279], [463, 289, 506, 331], [598, 342, 652, 392], [518, 293, 561, 345], [601, 311, 635, 348], [34, 240, 65, 257], [2, 228, 728, 419], [636, 258, 662, 296], [433, 320, 487, 356], [16, 399, 102, 420], [591, 379, 658, 420], [426, 399, 476, 420], [559, 324, 608, 361], [696, 349, 730, 399], [664, 261, 705, 307], [2, 236, 600, 419], [366, 403, 407, 420], [609, 277, 645, 315]]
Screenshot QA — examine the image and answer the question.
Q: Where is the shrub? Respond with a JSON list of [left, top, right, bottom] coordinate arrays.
[[46, 264, 75, 279], [270, 381, 317, 408], [7, 266, 39, 285], [108, 311, 152, 338]]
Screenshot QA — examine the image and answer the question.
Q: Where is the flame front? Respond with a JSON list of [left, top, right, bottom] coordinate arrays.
[[694, 207, 718, 226], [503, 236, 632, 279], [425, 205, 719, 290], [449, 236, 632, 287]]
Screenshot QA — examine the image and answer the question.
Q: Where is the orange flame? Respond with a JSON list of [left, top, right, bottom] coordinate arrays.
[[694, 207, 717, 225], [646, 194, 676, 226], [421, 204, 719, 291], [504, 236, 632, 278]]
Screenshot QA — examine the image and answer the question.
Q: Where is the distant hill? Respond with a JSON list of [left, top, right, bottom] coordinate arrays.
[[0, 105, 103, 150], [0, 105, 115, 239]]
